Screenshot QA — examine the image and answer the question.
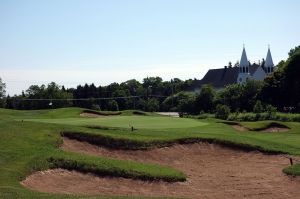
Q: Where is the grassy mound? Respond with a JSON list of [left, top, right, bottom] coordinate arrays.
[[81, 109, 122, 116], [48, 154, 186, 182], [240, 121, 289, 131], [62, 130, 288, 154], [222, 121, 290, 132], [283, 164, 300, 176]]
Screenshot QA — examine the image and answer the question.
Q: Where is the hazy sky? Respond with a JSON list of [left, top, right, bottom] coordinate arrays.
[[0, 0, 300, 95]]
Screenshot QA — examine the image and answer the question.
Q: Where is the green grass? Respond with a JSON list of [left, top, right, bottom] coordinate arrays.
[[283, 164, 300, 176], [0, 107, 300, 198], [240, 121, 289, 130], [23, 116, 207, 129]]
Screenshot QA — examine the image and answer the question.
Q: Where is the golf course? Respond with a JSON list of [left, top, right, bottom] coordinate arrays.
[[0, 107, 299, 198]]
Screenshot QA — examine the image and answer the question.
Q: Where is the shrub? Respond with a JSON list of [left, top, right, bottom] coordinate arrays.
[[215, 104, 230, 120], [147, 98, 159, 112], [91, 104, 101, 111], [227, 111, 300, 122], [108, 100, 119, 111], [253, 100, 264, 113], [266, 104, 277, 119], [195, 85, 215, 113]]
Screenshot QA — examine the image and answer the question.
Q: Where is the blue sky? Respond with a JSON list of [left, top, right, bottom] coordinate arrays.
[[0, 0, 300, 95]]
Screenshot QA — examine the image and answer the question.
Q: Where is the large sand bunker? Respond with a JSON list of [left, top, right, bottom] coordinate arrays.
[[22, 138, 300, 199]]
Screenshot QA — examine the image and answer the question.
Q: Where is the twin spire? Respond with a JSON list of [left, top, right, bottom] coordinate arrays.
[[239, 46, 249, 67], [239, 45, 274, 68], [265, 47, 274, 67]]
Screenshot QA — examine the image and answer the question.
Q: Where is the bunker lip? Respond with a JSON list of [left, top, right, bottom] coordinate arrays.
[[80, 110, 121, 118], [21, 138, 300, 198], [222, 121, 290, 132], [61, 131, 285, 154], [79, 112, 106, 118]]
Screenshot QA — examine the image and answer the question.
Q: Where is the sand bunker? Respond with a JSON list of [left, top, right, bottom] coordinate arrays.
[[21, 137, 300, 198], [225, 122, 289, 133], [260, 127, 289, 132], [231, 124, 248, 131], [79, 112, 106, 118], [156, 112, 180, 117]]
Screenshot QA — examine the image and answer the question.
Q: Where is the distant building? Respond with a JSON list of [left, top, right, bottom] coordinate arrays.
[[191, 46, 275, 89]]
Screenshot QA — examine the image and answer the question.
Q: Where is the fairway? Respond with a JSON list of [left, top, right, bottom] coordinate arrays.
[[1, 108, 300, 199], [23, 116, 208, 129]]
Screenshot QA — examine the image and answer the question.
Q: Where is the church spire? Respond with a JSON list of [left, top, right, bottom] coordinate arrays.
[[239, 45, 249, 73], [240, 46, 249, 67], [265, 46, 274, 67]]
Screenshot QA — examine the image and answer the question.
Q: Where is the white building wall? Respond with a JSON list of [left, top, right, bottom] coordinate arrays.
[[252, 67, 266, 81], [237, 73, 251, 83]]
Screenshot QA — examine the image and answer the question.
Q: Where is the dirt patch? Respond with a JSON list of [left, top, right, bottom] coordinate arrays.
[[21, 169, 186, 197], [256, 123, 290, 132], [231, 124, 248, 131], [224, 122, 289, 133], [260, 127, 289, 132], [79, 112, 106, 118], [21, 138, 300, 198], [156, 112, 179, 117], [221, 122, 249, 132]]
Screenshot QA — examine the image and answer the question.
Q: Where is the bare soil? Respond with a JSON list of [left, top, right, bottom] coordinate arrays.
[[156, 112, 180, 117], [21, 138, 300, 199], [231, 124, 248, 131], [229, 124, 289, 133], [260, 127, 289, 132], [79, 112, 106, 118]]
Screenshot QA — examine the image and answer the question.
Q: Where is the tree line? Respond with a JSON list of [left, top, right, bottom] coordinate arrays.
[[1, 77, 195, 111], [0, 46, 299, 114]]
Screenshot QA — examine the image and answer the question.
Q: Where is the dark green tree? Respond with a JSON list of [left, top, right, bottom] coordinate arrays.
[[253, 100, 263, 113], [0, 78, 6, 107], [146, 98, 159, 112], [195, 84, 215, 113], [261, 46, 300, 111], [108, 100, 119, 111], [215, 104, 230, 120]]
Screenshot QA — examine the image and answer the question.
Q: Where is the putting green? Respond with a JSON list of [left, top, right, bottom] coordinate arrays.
[[23, 116, 208, 129]]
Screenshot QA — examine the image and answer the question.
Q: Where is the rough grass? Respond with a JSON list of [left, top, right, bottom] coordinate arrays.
[[48, 154, 186, 182], [240, 121, 289, 131], [1, 107, 300, 198], [222, 121, 290, 131], [283, 164, 300, 176]]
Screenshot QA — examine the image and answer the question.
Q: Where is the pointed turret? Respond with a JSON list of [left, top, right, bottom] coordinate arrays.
[[265, 47, 274, 67], [237, 45, 251, 83], [239, 46, 249, 73], [265, 46, 274, 74], [240, 47, 249, 67]]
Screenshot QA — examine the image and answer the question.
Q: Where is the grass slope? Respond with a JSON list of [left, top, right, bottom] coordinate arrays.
[[23, 116, 207, 129], [0, 107, 300, 198]]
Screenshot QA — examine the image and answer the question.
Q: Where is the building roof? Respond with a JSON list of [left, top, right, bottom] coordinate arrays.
[[240, 47, 249, 67], [265, 48, 274, 67], [190, 67, 239, 89], [189, 64, 263, 90], [249, 64, 260, 75]]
